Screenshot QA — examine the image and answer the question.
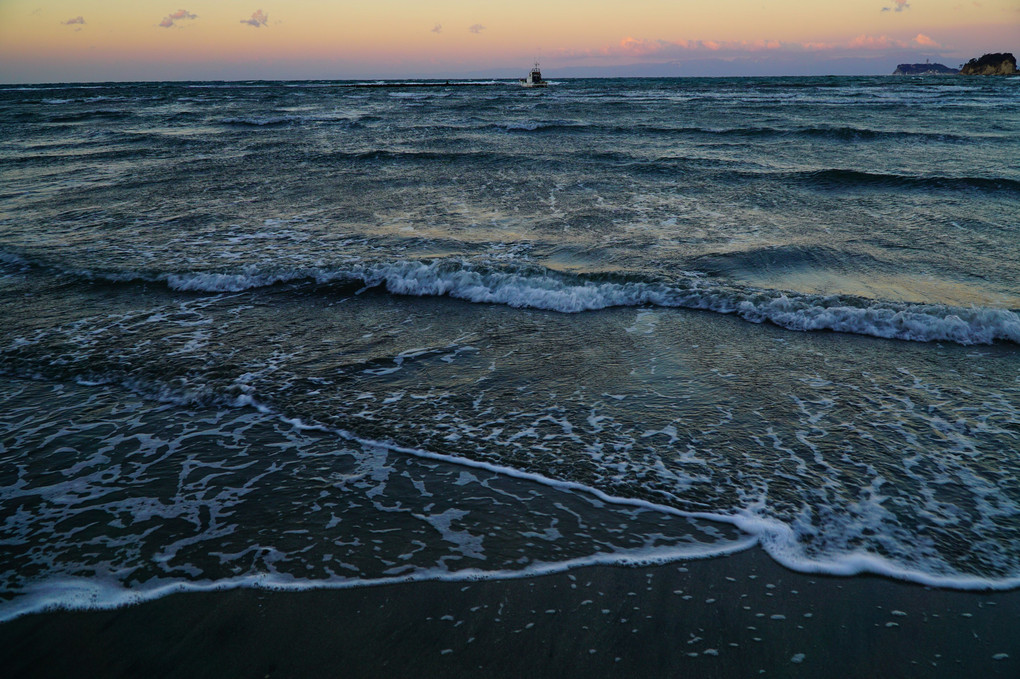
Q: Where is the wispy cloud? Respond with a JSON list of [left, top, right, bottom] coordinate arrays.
[[62, 16, 85, 26], [431, 23, 442, 34], [848, 34, 905, 49], [881, 0, 910, 12], [615, 36, 786, 57], [574, 31, 942, 63], [159, 9, 197, 29], [468, 24, 485, 34], [241, 9, 269, 28]]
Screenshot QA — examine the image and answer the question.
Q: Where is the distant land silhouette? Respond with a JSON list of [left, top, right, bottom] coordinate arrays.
[[893, 62, 958, 75], [894, 52, 1017, 76]]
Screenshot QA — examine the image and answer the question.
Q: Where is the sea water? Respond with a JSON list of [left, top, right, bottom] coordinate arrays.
[[1, 76, 1018, 620]]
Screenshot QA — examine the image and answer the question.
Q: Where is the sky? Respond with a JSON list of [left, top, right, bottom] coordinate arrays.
[[0, 1, 1017, 82]]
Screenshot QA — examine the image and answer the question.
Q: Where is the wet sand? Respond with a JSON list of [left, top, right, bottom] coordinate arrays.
[[1, 547, 1017, 678]]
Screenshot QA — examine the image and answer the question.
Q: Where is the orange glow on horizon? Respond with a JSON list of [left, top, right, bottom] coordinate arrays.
[[1, 0, 1016, 81]]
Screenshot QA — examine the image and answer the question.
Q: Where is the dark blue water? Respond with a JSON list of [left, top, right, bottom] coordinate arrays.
[[1, 76, 1019, 620]]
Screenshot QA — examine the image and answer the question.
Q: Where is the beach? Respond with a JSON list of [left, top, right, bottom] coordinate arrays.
[[1, 75, 1018, 674], [3, 547, 1018, 678]]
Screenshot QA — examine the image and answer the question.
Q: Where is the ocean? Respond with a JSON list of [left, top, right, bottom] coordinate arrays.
[[1, 76, 1018, 623]]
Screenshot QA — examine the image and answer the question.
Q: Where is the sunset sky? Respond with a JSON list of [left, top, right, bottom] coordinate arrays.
[[1, 1, 1017, 82]]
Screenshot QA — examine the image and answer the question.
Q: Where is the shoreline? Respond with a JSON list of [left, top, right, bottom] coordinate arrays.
[[2, 546, 1017, 678]]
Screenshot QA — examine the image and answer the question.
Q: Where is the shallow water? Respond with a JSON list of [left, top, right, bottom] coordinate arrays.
[[1, 76, 1018, 619]]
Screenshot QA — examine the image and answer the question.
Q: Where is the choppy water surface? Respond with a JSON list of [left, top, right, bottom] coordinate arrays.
[[1, 76, 1018, 619]]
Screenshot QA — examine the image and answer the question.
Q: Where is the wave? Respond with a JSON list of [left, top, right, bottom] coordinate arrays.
[[494, 120, 590, 133], [795, 126, 965, 143], [357, 262, 1020, 345], [416, 120, 968, 142], [0, 380, 1016, 626], [44, 110, 133, 123], [4, 146, 160, 166], [616, 159, 1020, 191], [0, 250, 30, 269], [690, 244, 886, 278], [198, 111, 977, 142], [313, 148, 514, 164], [14, 254, 1018, 346], [794, 169, 1020, 194], [220, 115, 298, 127], [634, 124, 966, 143]]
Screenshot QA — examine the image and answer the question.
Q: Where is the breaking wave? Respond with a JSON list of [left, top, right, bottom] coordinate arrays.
[[17, 254, 1019, 346]]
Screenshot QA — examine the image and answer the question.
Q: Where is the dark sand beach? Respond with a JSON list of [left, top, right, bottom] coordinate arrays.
[[2, 547, 1017, 678]]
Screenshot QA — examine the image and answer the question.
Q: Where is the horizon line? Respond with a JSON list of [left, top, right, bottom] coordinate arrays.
[[5, 72, 996, 87]]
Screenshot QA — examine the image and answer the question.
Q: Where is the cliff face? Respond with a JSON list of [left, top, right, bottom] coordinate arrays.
[[959, 53, 1017, 75]]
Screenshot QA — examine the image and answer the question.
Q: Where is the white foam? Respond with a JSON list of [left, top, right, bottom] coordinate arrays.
[[0, 527, 754, 625], [334, 421, 1020, 592], [7, 465, 1017, 625], [726, 511, 1020, 591], [0, 385, 763, 620], [354, 261, 1020, 346], [62, 259, 1020, 345]]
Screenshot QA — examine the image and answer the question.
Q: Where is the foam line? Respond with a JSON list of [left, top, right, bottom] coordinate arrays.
[[186, 397, 1020, 593], [3, 383, 1019, 625], [0, 536, 756, 625]]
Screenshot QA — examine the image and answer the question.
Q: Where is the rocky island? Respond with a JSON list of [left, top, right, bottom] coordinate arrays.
[[893, 62, 958, 75], [959, 52, 1017, 75]]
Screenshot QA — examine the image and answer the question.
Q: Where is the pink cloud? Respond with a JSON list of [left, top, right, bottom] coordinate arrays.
[[159, 9, 197, 29], [616, 37, 823, 57], [848, 34, 906, 49], [578, 31, 938, 64], [241, 9, 269, 28], [619, 37, 760, 56], [618, 37, 669, 56], [798, 41, 835, 50]]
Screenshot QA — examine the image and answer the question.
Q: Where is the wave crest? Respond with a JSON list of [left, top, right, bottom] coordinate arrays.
[[6, 248, 1017, 346], [65, 259, 1020, 346]]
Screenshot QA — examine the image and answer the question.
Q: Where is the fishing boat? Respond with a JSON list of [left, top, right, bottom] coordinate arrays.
[[519, 62, 548, 88]]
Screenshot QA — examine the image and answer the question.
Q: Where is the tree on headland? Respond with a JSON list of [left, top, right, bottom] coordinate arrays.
[[959, 53, 1017, 75]]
